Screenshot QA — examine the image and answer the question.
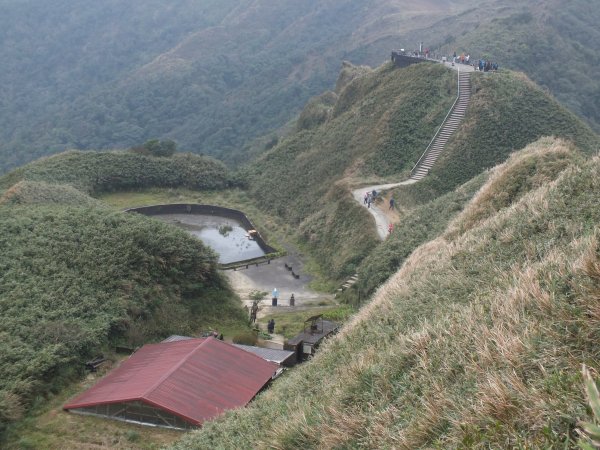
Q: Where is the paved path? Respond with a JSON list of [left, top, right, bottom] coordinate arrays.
[[352, 180, 416, 240], [443, 60, 476, 72]]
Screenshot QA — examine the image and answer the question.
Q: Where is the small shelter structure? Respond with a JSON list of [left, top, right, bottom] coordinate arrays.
[[233, 344, 296, 367], [161, 336, 295, 367], [64, 338, 277, 429], [285, 315, 339, 362]]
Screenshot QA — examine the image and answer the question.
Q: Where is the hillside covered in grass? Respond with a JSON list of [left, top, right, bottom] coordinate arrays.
[[354, 137, 585, 299], [398, 70, 599, 205], [434, 0, 600, 132], [244, 61, 599, 280], [173, 138, 600, 449], [0, 0, 483, 172], [0, 154, 247, 438], [0, 150, 233, 195], [245, 62, 456, 278]]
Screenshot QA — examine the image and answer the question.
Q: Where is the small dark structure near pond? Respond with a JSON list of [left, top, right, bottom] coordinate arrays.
[[285, 315, 339, 362]]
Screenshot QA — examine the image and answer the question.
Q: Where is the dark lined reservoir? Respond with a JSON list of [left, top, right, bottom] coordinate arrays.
[[154, 214, 265, 264], [125, 204, 276, 266]]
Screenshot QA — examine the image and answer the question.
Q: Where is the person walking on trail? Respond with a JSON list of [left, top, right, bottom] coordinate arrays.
[[250, 301, 259, 324], [363, 192, 368, 205], [367, 196, 372, 209], [389, 198, 395, 210]]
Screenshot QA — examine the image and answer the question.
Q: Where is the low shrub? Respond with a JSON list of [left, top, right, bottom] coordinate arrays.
[[232, 331, 258, 346]]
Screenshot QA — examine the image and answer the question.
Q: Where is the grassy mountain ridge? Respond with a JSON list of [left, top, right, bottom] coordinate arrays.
[[244, 61, 598, 280], [396, 69, 600, 205], [244, 62, 456, 278], [172, 139, 600, 449], [354, 137, 584, 299]]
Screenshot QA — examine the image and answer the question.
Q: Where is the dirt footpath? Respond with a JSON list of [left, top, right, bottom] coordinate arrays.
[[352, 180, 416, 239]]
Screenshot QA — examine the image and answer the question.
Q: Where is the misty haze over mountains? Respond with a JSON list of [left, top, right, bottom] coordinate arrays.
[[1, 0, 598, 172]]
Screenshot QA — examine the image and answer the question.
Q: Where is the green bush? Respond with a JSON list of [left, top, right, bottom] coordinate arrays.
[[232, 331, 258, 346], [0, 150, 235, 195]]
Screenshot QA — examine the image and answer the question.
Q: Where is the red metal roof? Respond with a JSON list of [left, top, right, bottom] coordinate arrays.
[[64, 338, 278, 426]]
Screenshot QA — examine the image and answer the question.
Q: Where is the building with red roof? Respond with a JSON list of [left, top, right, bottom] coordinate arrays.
[[63, 338, 278, 429]]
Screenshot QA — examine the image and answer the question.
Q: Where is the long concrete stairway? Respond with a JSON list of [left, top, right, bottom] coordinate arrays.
[[410, 70, 471, 181]]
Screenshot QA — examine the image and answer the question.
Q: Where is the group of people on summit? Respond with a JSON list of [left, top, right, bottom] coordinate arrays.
[[452, 51, 499, 72]]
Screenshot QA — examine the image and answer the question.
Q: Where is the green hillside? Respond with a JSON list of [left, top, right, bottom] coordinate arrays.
[[172, 138, 600, 449], [0, 150, 233, 195], [355, 137, 584, 299], [0, 0, 479, 172], [244, 61, 599, 280], [434, 0, 600, 132], [0, 0, 241, 171], [2, 0, 597, 173], [244, 62, 456, 278], [397, 69, 600, 205], [1, 9, 599, 444], [0, 154, 246, 437]]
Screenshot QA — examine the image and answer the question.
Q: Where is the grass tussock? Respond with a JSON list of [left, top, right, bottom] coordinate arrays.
[[172, 149, 600, 449]]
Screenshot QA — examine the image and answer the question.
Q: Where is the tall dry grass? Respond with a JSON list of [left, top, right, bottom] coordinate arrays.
[[173, 152, 600, 449]]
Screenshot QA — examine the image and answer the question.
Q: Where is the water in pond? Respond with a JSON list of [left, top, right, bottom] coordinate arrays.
[[153, 214, 265, 264]]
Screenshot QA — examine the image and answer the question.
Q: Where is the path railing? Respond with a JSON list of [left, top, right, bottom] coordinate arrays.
[[410, 67, 461, 177]]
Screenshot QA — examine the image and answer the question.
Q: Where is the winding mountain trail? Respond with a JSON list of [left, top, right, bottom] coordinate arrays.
[[352, 180, 417, 239], [353, 63, 473, 240]]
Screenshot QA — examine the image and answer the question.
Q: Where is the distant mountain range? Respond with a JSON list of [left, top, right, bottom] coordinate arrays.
[[0, 0, 597, 171]]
